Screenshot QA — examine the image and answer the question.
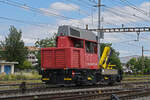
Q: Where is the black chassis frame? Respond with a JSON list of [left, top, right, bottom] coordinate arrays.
[[41, 68, 122, 85]]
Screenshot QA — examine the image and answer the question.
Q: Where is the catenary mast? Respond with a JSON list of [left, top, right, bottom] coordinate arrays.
[[98, 0, 101, 61]]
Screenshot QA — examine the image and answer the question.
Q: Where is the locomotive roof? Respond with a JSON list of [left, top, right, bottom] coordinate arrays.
[[57, 25, 97, 41]]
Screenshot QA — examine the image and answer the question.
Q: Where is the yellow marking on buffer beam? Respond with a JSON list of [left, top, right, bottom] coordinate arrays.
[[99, 90, 102, 94], [88, 77, 92, 80], [42, 78, 49, 80], [104, 77, 109, 80], [64, 78, 72, 80]]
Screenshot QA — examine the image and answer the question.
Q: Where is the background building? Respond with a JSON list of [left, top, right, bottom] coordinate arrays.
[[26, 46, 39, 67], [0, 60, 18, 74]]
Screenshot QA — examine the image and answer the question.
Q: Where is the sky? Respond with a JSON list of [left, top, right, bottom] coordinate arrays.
[[0, 0, 150, 57]]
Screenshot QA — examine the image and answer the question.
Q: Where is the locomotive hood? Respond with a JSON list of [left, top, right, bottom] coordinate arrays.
[[57, 25, 97, 41]]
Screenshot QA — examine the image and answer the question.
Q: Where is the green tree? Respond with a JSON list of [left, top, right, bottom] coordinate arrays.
[[0, 26, 28, 69], [144, 57, 150, 73], [35, 33, 56, 48], [126, 58, 137, 73], [22, 60, 32, 69], [127, 56, 150, 74], [100, 43, 122, 69]]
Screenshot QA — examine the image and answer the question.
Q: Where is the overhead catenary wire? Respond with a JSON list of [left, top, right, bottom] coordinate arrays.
[[111, 0, 146, 15], [113, 43, 141, 56], [110, 33, 142, 49], [98, 2, 150, 51], [114, 31, 150, 42], [63, 0, 94, 9], [118, 0, 150, 18], [60, 0, 91, 16], [88, 0, 97, 4], [78, 0, 95, 6], [106, 0, 150, 25], [103, 6, 150, 26], [110, 31, 150, 53], [1, 0, 88, 27], [0, 0, 76, 20], [75, 0, 95, 7], [103, 7, 137, 23], [104, 0, 150, 46], [17, 0, 95, 16], [1, 0, 150, 56], [104, 35, 141, 56], [92, 0, 149, 27], [113, 42, 141, 49], [120, 0, 148, 16], [102, 25, 148, 51], [0, 16, 53, 27]]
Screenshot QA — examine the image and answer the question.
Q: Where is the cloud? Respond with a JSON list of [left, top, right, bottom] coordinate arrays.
[[1, 1, 150, 52], [119, 50, 130, 54], [22, 37, 36, 45], [0, 35, 4, 41], [58, 19, 85, 28], [56, 1, 150, 43], [40, 2, 80, 17], [20, 1, 150, 57], [140, 2, 150, 12], [39, 8, 60, 16], [119, 50, 132, 57], [58, 1, 150, 28], [21, 5, 30, 11], [102, 3, 150, 26], [21, 25, 58, 45], [103, 37, 120, 43], [50, 2, 79, 11]]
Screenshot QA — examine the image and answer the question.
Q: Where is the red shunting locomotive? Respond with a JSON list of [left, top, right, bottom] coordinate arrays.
[[41, 25, 122, 85]]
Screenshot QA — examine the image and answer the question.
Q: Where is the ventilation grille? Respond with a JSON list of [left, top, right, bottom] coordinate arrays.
[[73, 50, 80, 67], [43, 50, 53, 67], [70, 28, 80, 37], [55, 50, 65, 67]]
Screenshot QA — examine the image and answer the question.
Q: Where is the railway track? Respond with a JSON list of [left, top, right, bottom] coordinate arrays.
[[0, 77, 149, 89], [123, 78, 150, 82], [0, 81, 149, 100], [1, 87, 150, 100], [0, 81, 150, 95], [45, 88, 150, 100], [1, 80, 150, 89]]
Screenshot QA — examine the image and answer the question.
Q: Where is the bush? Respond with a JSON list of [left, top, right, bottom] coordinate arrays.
[[22, 60, 32, 69], [15, 74, 27, 80], [0, 72, 6, 80]]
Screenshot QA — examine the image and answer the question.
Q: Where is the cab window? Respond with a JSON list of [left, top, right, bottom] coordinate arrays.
[[85, 41, 97, 54]]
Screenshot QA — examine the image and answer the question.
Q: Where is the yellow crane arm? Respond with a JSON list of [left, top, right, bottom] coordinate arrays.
[[98, 46, 116, 69]]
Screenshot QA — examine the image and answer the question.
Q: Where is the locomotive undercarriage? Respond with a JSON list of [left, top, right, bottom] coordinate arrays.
[[41, 69, 122, 85]]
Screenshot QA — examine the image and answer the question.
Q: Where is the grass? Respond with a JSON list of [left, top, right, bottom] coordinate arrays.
[[123, 74, 150, 77], [1, 72, 150, 84], [122, 74, 150, 82], [0, 80, 42, 84], [0, 71, 42, 84]]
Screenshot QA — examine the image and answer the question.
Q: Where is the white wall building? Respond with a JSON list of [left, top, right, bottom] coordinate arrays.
[[0, 60, 18, 74], [27, 53, 38, 66], [26, 46, 39, 67]]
